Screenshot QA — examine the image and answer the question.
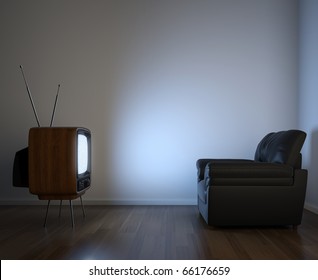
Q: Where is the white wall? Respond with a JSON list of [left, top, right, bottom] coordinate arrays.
[[0, 0, 299, 204], [299, 0, 318, 213]]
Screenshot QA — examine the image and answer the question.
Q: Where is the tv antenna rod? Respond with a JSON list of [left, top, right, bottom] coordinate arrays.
[[50, 84, 60, 127], [19, 65, 41, 127]]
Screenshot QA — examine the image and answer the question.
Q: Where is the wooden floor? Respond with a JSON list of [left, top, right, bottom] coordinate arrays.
[[0, 205, 318, 260]]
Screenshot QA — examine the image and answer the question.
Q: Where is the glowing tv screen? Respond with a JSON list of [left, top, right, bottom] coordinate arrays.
[[77, 134, 88, 175]]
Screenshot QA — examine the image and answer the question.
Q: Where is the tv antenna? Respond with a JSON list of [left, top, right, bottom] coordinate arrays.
[[50, 84, 60, 127], [19, 65, 61, 127], [19, 65, 41, 127]]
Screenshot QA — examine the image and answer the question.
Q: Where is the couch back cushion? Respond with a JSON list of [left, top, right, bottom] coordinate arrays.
[[254, 130, 306, 167]]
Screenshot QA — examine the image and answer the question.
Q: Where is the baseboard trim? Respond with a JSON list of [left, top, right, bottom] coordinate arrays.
[[304, 202, 318, 215], [83, 199, 197, 205], [0, 199, 197, 206]]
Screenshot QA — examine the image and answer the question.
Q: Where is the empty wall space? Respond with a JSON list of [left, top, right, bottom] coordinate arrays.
[[0, 0, 301, 205]]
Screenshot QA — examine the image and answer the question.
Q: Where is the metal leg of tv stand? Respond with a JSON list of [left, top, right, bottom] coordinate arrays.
[[43, 196, 85, 228], [58, 200, 62, 218], [69, 200, 74, 228], [43, 200, 51, 227], [80, 196, 86, 218]]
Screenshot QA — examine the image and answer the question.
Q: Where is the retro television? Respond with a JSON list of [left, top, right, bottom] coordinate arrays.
[[12, 66, 91, 200], [28, 127, 91, 200]]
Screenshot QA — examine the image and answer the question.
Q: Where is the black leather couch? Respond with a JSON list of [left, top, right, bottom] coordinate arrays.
[[196, 130, 308, 227]]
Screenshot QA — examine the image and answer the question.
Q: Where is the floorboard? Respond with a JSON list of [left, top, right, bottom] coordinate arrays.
[[0, 205, 318, 260]]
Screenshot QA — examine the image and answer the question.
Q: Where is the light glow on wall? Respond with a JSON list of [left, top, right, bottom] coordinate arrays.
[[0, 0, 299, 204]]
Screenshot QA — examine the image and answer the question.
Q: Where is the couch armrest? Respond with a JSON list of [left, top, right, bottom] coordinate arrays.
[[196, 158, 253, 182], [205, 161, 294, 186]]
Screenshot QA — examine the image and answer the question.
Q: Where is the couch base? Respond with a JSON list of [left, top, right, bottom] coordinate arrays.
[[198, 169, 307, 227]]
